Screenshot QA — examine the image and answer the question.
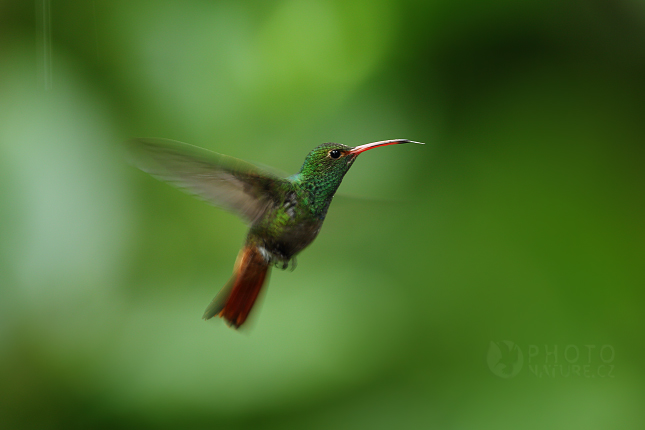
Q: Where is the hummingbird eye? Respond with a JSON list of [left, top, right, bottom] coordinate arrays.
[[329, 149, 341, 159]]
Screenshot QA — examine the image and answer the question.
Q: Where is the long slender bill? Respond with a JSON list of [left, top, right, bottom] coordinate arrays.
[[349, 139, 425, 155]]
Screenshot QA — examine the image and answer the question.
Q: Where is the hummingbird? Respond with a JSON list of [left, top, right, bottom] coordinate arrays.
[[129, 138, 423, 328]]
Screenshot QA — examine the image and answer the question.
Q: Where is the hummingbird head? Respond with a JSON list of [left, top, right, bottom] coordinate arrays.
[[297, 139, 423, 219], [299, 139, 423, 181], [299, 143, 356, 181]]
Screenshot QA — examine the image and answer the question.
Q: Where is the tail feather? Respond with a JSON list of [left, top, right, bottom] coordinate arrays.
[[202, 245, 270, 328]]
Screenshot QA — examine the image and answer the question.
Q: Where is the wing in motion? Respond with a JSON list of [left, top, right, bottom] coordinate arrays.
[[127, 138, 286, 224]]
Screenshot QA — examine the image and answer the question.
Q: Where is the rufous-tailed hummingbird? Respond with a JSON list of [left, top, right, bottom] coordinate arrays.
[[129, 138, 423, 328]]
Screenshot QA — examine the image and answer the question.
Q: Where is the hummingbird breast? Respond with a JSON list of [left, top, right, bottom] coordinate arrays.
[[247, 189, 324, 265]]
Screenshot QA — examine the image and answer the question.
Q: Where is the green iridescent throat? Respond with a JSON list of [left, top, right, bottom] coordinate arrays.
[[292, 143, 355, 220]]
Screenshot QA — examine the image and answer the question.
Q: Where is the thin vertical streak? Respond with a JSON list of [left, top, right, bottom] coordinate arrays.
[[43, 0, 52, 90], [37, 0, 53, 90], [93, 0, 100, 60]]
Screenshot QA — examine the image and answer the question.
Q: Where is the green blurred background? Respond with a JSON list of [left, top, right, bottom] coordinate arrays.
[[1, 0, 644, 428]]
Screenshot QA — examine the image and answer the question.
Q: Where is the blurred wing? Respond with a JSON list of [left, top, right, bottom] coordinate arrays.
[[128, 138, 286, 224]]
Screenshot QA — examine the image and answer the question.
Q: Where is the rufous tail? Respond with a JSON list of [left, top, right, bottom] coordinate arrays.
[[202, 245, 270, 328]]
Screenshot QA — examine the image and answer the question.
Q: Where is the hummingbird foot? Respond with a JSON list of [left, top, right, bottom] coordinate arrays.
[[274, 257, 296, 271], [256, 244, 296, 271]]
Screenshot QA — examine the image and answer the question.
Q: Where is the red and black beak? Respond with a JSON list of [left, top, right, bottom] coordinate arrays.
[[349, 139, 424, 155]]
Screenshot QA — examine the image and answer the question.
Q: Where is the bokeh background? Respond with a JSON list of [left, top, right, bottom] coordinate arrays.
[[1, 0, 644, 428]]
